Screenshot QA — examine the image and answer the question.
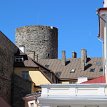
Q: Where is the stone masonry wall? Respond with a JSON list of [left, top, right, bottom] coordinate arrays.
[[0, 31, 18, 104], [11, 74, 32, 107], [15, 25, 58, 59]]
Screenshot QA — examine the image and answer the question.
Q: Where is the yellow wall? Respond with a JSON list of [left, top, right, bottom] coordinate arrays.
[[105, 87, 107, 95], [14, 67, 51, 86], [29, 71, 50, 85], [62, 81, 69, 84]]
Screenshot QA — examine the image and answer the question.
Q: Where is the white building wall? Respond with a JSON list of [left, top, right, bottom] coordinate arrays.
[[38, 84, 107, 107], [77, 77, 88, 83], [41, 104, 107, 107]]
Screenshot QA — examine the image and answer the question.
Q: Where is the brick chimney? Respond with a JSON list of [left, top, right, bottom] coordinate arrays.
[[72, 52, 77, 58], [62, 50, 66, 66], [81, 49, 87, 71]]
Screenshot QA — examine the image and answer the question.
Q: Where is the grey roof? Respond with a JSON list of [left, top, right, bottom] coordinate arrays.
[[14, 51, 59, 83], [38, 57, 103, 79], [14, 50, 103, 80]]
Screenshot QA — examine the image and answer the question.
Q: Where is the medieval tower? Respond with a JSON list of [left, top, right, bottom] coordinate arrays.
[[15, 25, 58, 60]]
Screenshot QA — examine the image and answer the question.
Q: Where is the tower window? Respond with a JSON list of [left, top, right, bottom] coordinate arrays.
[[48, 53, 50, 58]]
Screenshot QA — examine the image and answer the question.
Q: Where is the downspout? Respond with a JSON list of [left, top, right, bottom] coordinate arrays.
[[104, 20, 107, 83]]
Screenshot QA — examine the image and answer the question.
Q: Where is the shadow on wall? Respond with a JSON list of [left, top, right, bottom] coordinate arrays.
[[0, 97, 11, 107], [11, 74, 33, 107]]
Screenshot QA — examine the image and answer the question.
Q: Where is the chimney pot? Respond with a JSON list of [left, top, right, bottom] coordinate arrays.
[[35, 54, 38, 62], [72, 52, 77, 58]]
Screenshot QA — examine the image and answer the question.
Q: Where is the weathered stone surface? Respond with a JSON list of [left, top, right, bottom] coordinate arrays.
[[15, 25, 58, 59], [0, 32, 32, 107], [0, 31, 18, 104], [11, 74, 32, 107]]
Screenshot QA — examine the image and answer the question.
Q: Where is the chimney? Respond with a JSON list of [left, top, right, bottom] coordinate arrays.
[[19, 45, 25, 53], [62, 50, 66, 66], [81, 49, 87, 71], [72, 52, 77, 58], [35, 54, 38, 62]]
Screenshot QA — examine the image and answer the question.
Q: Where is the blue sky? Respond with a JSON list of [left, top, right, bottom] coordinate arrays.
[[0, 0, 103, 58]]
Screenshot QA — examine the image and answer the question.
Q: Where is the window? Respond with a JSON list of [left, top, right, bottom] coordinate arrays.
[[55, 72, 61, 77], [15, 56, 24, 62], [47, 53, 50, 58], [70, 69, 75, 73], [99, 67, 103, 72], [96, 62, 102, 66], [90, 68, 95, 72], [45, 64, 49, 68], [22, 71, 29, 80]]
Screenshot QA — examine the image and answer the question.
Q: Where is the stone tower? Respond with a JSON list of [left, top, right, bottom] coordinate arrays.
[[15, 25, 58, 60]]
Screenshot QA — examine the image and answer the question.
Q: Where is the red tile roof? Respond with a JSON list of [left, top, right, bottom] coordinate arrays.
[[82, 76, 105, 83]]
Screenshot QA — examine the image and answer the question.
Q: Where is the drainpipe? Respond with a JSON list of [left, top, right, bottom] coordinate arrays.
[[97, 0, 107, 83], [104, 19, 107, 83], [103, 0, 107, 83]]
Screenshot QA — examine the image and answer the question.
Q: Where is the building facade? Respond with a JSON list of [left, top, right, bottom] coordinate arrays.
[[14, 52, 59, 92], [38, 84, 107, 107]]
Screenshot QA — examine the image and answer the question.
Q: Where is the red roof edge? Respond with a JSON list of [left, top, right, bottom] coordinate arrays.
[[81, 76, 105, 84]]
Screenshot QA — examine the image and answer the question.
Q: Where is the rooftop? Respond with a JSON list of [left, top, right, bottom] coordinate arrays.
[[39, 57, 103, 79]]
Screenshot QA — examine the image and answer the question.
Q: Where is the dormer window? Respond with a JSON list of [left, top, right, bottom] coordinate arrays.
[[55, 72, 61, 77], [15, 56, 24, 62], [70, 69, 75, 73], [90, 68, 95, 72], [99, 67, 103, 72], [45, 64, 49, 68]]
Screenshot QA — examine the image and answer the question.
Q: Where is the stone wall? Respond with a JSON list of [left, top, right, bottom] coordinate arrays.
[[0, 31, 18, 104], [15, 25, 58, 59], [11, 74, 32, 107]]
